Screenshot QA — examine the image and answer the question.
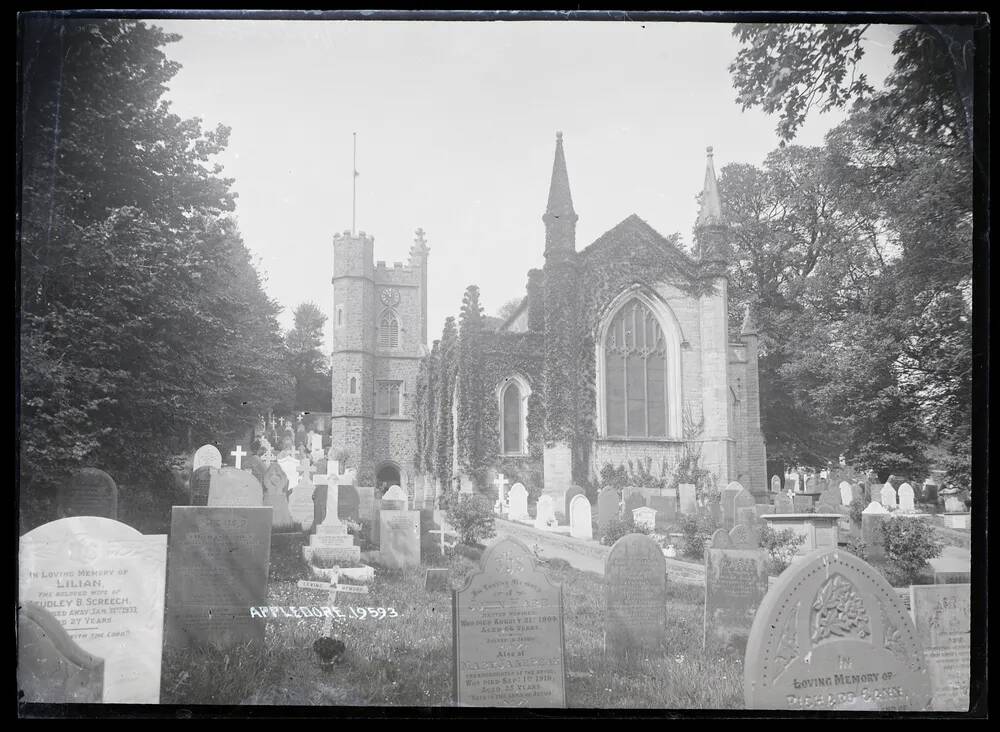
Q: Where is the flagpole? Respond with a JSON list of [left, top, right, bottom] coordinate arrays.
[[352, 132, 357, 236]]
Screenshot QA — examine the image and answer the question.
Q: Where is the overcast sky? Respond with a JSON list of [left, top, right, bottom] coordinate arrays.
[[154, 18, 903, 351]]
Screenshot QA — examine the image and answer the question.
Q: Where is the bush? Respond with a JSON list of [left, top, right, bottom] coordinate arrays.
[[843, 535, 868, 561], [445, 493, 496, 546], [758, 524, 806, 575], [600, 515, 649, 546], [679, 512, 716, 560], [880, 515, 942, 586], [848, 496, 866, 525]]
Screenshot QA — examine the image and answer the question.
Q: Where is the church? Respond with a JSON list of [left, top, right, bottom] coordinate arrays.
[[332, 132, 766, 507]]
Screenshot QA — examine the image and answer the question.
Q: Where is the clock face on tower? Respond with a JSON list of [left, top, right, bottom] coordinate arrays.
[[380, 288, 400, 307]]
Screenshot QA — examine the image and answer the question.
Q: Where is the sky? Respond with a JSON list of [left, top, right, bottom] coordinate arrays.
[[153, 17, 903, 351]]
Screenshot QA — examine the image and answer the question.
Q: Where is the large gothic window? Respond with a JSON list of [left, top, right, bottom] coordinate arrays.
[[497, 375, 530, 455], [379, 311, 399, 349], [604, 299, 669, 438]]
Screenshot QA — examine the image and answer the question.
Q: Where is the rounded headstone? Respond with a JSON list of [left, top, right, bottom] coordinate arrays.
[[744, 547, 932, 711], [605, 533, 666, 658], [192, 444, 223, 472], [58, 468, 118, 520]]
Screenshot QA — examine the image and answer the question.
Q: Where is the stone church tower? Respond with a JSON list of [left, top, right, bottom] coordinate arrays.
[[330, 228, 429, 488]]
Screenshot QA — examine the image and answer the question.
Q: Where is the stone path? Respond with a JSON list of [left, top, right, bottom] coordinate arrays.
[[492, 518, 706, 585]]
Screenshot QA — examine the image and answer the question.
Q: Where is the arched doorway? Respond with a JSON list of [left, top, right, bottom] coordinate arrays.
[[376, 464, 401, 493]]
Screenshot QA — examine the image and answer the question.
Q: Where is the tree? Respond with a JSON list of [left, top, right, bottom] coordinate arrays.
[[19, 18, 292, 499], [495, 297, 523, 323], [286, 302, 331, 411]]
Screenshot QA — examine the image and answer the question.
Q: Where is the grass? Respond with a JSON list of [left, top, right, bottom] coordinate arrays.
[[159, 535, 743, 708]]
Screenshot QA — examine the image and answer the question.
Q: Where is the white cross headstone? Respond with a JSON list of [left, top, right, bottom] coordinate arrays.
[[230, 445, 246, 470], [297, 413, 304, 424]]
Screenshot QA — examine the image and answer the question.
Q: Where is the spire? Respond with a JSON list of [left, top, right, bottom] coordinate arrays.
[[543, 131, 578, 257], [740, 303, 758, 336], [695, 146, 723, 228]]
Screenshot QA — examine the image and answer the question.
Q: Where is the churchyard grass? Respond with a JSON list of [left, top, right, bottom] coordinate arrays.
[[160, 537, 742, 707]]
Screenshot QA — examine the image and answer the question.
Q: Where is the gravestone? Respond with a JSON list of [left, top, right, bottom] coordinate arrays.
[[792, 494, 813, 512], [710, 528, 732, 549], [861, 501, 888, 561], [605, 533, 666, 658], [192, 444, 223, 472], [721, 481, 745, 530], [728, 523, 758, 548], [944, 496, 964, 513], [840, 481, 854, 507], [190, 466, 213, 505], [733, 488, 756, 527], [381, 484, 408, 511], [19, 517, 167, 703], [287, 476, 315, 532], [624, 490, 646, 517], [453, 537, 566, 707], [898, 483, 915, 512], [424, 567, 450, 592], [770, 475, 782, 493], [632, 506, 657, 532], [563, 486, 585, 524], [704, 543, 768, 653], [57, 468, 118, 520], [773, 494, 794, 513], [649, 496, 675, 529], [261, 463, 295, 530], [909, 584, 970, 711], [305, 494, 362, 565], [679, 484, 698, 514], [736, 506, 757, 529], [569, 494, 592, 540], [208, 467, 263, 507], [534, 495, 556, 530], [744, 547, 932, 711], [338, 484, 360, 520], [166, 507, 272, 650], [597, 487, 619, 529], [881, 482, 898, 509], [17, 602, 104, 703], [508, 483, 529, 521], [379, 510, 421, 570], [356, 486, 376, 523], [278, 455, 300, 489], [244, 454, 267, 490], [942, 513, 969, 530], [819, 483, 841, 508]]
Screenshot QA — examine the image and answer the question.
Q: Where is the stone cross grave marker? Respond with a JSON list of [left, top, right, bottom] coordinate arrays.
[[19, 517, 168, 703], [744, 547, 932, 711], [898, 483, 915, 512], [192, 444, 223, 472], [881, 481, 898, 509], [605, 533, 666, 659], [508, 483, 529, 521], [679, 483, 697, 514], [229, 445, 246, 469], [569, 494, 592, 540], [909, 583, 971, 711], [57, 468, 118, 520], [304, 487, 361, 565], [166, 506, 272, 651], [297, 578, 369, 637], [208, 467, 263, 507], [704, 540, 768, 653], [453, 537, 566, 707], [840, 481, 854, 507], [493, 473, 509, 515], [17, 602, 104, 704], [597, 487, 619, 530], [534, 495, 556, 529]]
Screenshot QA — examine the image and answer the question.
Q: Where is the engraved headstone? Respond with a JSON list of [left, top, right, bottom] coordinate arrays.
[[166, 507, 272, 650], [508, 483, 529, 521], [881, 482, 898, 509], [728, 523, 758, 548], [208, 467, 263, 507], [192, 444, 223, 472], [792, 494, 814, 512], [744, 547, 932, 711], [733, 488, 756, 528], [605, 533, 666, 658], [597, 487, 619, 529], [19, 517, 168, 703], [563, 486, 585, 524], [379, 510, 420, 570], [704, 544, 768, 652], [909, 584, 970, 711], [453, 537, 566, 707], [898, 483, 915, 512], [17, 602, 104, 703], [57, 468, 118, 520], [569, 494, 592, 540], [679, 483, 698, 514]]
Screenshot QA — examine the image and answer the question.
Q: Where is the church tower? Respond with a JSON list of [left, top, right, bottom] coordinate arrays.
[[331, 228, 429, 489], [541, 132, 581, 510]]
